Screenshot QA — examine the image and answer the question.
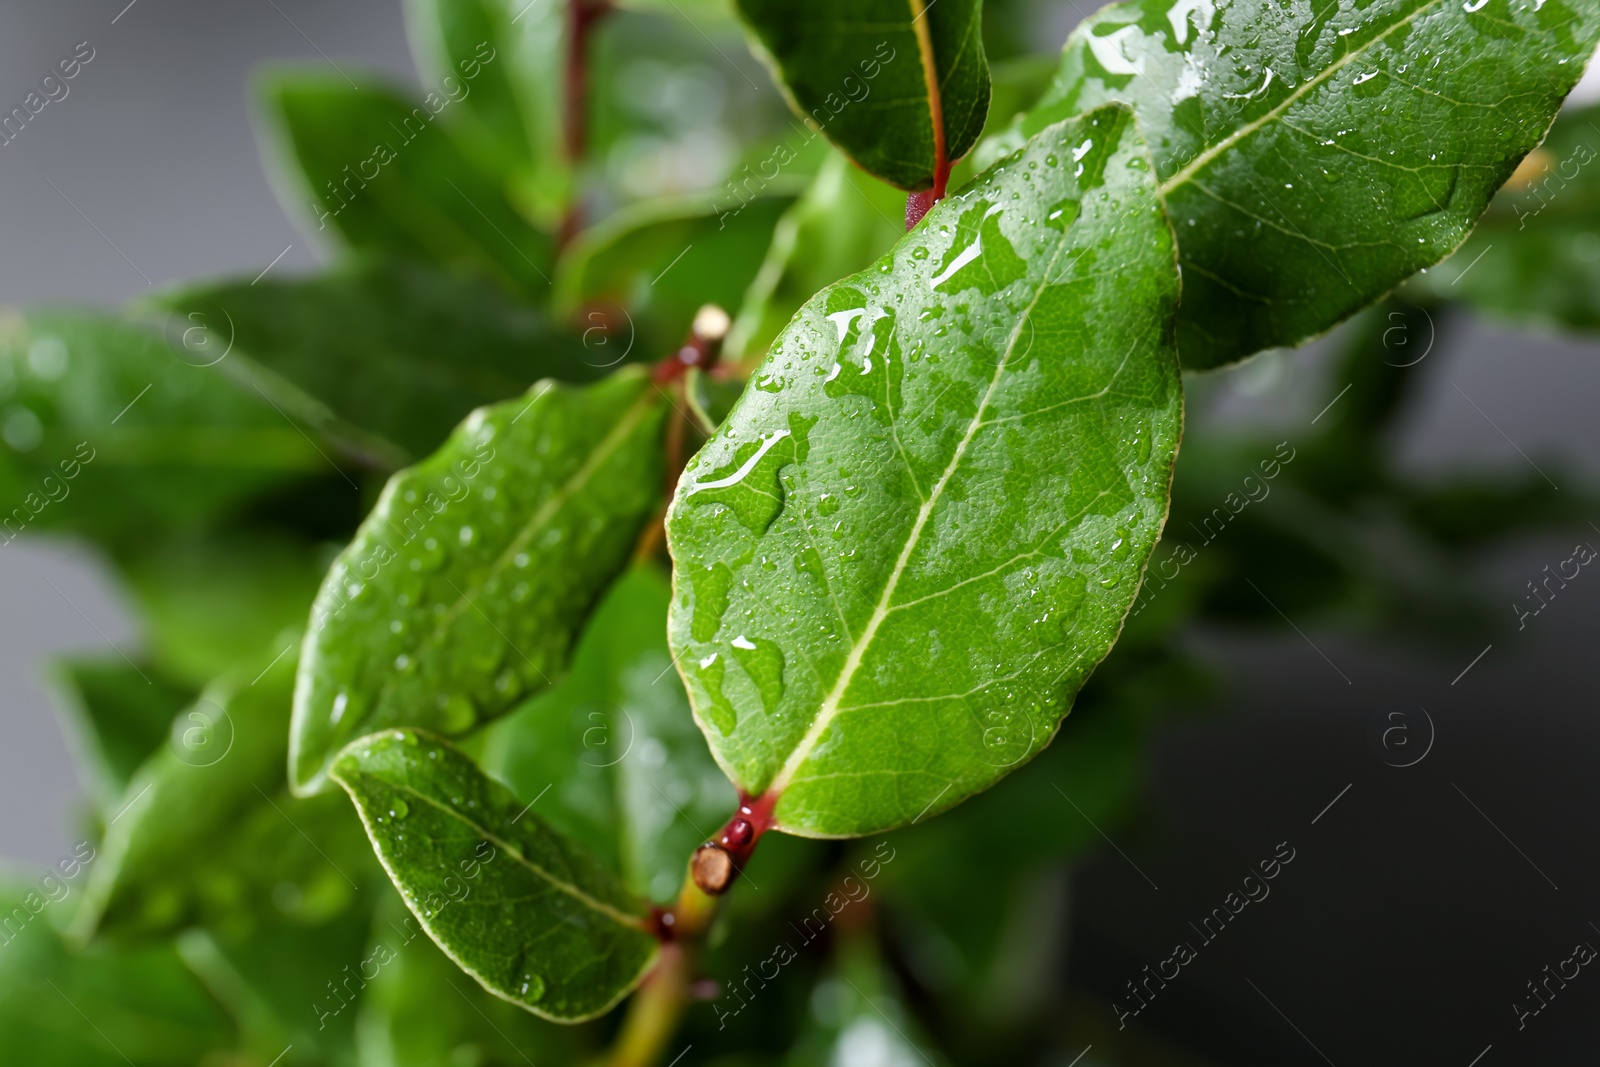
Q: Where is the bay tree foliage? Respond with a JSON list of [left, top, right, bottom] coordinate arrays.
[[8, 0, 1600, 1062]]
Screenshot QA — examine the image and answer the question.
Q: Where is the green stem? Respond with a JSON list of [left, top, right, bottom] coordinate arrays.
[[602, 944, 690, 1067]]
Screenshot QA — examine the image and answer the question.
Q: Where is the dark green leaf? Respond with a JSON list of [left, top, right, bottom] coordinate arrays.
[[260, 73, 554, 297], [356, 891, 595, 1065], [0, 892, 236, 1066], [402, 0, 568, 212], [733, 0, 990, 190], [665, 105, 1183, 837], [1023, 0, 1600, 368], [115, 532, 328, 687], [556, 192, 797, 364], [0, 312, 323, 550], [331, 729, 661, 1022], [291, 369, 667, 795], [70, 643, 346, 941], [49, 658, 194, 807], [479, 566, 737, 902], [1413, 104, 1600, 329], [727, 153, 906, 362], [152, 257, 602, 465]]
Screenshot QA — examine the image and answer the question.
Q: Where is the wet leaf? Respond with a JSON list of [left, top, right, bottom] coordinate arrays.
[[260, 74, 554, 297], [0, 312, 323, 551], [49, 658, 193, 808], [665, 105, 1183, 837], [153, 257, 601, 465], [1023, 0, 1600, 368], [728, 153, 906, 362], [733, 0, 990, 190], [70, 642, 315, 941], [479, 566, 737, 903], [291, 369, 667, 795], [556, 193, 797, 365], [0, 891, 236, 1066], [331, 729, 661, 1022], [1413, 104, 1600, 330]]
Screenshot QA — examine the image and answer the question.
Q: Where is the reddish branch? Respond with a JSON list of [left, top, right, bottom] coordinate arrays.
[[691, 790, 778, 895], [560, 0, 613, 248]]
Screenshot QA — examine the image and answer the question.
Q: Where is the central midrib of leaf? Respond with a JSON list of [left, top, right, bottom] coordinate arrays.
[[764, 232, 1076, 800], [1155, 0, 1447, 198], [355, 772, 647, 930], [369, 385, 657, 712]]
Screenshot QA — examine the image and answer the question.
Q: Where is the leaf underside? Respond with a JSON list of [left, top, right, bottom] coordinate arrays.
[[665, 104, 1184, 838]]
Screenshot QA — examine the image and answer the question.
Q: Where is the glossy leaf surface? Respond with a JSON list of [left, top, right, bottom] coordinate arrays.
[[1414, 104, 1600, 330], [728, 153, 906, 361], [291, 369, 667, 794], [1023, 0, 1600, 368], [69, 644, 337, 941], [480, 566, 737, 902], [0, 313, 322, 549], [733, 0, 990, 190], [154, 258, 600, 465], [261, 74, 554, 296], [331, 729, 660, 1022], [665, 106, 1183, 837]]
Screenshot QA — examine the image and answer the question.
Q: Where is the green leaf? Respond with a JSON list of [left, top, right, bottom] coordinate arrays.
[[291, 369, 667, 795], [402, 0, 567, 205], [330, 729, 661, 1022], [1023, 0, 1600, 368], [0, 892, 236, 1066], [479, 566, 737, 903], [115, 533, 328, 687], [733, 0, 990, 190], [70, 642, 343, 941], [49, 658, 194, 807], [727, 152, 907, 361], [556, 192, 798, 364], [0, 312, 323, 550], [1413, 104, 1600, 329], [260, 73, 554, 297], [152, 257, 602, 465], [355, 891, 595, 1066], [665, 105, 1183, 837]]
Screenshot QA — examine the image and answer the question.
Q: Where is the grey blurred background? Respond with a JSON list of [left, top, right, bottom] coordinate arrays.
[[4, 1, 1600, 1062]]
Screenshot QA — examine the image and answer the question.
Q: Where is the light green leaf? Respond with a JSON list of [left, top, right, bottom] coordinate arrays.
[[0, 312, 323, 551], [291, 369, 667, 795], [330, 729, 661, 1022], [556, 192, 798, 364], [479, 566, 737, 903], [665, 105, 1183, 837], [151, 257, 602, 465], [1023, 0, 1600, 368], [728, 152, 906, 362], [0, 891, 236, 1066], [260, 73, 554, 297], [1412, 103, 1600, 329], [733, 0, 990, 191], [50, 658, 194, 808]]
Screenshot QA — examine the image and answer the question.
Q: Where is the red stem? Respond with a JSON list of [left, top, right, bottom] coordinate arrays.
[[690, 790, 777, 895], [560, 0, 612, 247], [905, 158, 951, 231]]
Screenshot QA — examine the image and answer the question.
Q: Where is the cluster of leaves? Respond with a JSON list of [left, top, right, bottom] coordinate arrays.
[[6, 0, 1600, 1063]]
